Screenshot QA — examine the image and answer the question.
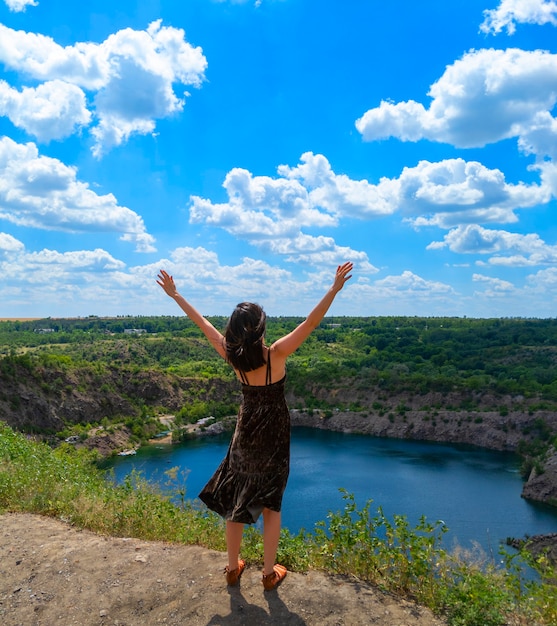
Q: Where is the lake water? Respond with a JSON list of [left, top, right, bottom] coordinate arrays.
[[106, 427, 557, 554]]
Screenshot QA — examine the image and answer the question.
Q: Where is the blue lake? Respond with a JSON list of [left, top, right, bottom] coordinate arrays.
[[106, 427, 557, 553]]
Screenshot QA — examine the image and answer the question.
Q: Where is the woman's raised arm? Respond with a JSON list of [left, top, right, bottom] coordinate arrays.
[[271, 262, 353, 358], [156, 270, 227, 359]]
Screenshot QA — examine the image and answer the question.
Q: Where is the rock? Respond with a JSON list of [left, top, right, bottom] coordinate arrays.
[[508, 532, 557, 567], [522, 449, 557, 506]]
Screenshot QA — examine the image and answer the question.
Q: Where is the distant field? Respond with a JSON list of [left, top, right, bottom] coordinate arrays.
[[0, 318, 42, 322]]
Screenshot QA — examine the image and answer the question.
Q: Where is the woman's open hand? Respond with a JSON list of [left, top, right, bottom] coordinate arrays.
[[333, 262, 353, 293], [156, 269, 178, 298]]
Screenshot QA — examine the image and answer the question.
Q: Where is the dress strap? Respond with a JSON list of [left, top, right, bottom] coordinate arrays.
[[238, 369, 249, 385], [265, 349, 272, 385]]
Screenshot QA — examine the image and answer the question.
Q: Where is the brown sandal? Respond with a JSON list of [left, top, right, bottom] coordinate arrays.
[[225, 559, 246, 586], [262, 564, 287, 590]]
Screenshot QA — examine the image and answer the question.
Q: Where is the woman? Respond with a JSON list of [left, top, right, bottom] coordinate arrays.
[[157, 262, 353, 590]]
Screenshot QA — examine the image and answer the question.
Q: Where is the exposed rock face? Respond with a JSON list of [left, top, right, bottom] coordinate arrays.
[[80, 426, 136, 457], [3, 388, 66, 432], [289, 408, 557, 453], [508, 532, 557, 568], [522, 449, 557, 506], [0, 362, 239, 433]]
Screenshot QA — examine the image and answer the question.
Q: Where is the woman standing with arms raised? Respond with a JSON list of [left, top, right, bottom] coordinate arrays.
[[157, 262, 353, 590]]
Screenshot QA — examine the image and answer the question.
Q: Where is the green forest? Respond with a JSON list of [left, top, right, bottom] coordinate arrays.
[[2, 314, 557, 398]]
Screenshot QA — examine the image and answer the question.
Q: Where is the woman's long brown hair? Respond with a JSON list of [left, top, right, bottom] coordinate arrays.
[[224, 302, 267, 372]]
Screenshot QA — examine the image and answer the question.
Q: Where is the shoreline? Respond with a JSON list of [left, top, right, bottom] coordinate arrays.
[[128, 407, 557, 513]]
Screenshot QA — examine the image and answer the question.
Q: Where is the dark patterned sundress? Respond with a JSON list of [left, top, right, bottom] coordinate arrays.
[[198, 355, 290, 524]]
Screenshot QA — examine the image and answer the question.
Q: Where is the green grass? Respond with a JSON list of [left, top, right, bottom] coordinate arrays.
[[1, 422, 555, 626]]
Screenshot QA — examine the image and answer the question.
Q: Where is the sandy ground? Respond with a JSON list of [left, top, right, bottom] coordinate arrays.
[[0, 513, 447, 626]]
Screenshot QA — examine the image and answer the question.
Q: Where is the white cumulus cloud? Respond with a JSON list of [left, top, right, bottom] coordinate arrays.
[[4, 0, 37, 12], [190, 153, 379, 271], [0, 243, 130, 315], [526, 266, 557, 289], [428, 224, 557, 266], [0, 79, 91, 142], [23, 248, 125, 272], [356, 48, 557, 157], [0, 136, 156, 252], [190, 153, 551, 265], [279, 152, 394, 219], [472, 273, 515, 293], [0, 232, 25, 253], [375, 270, 455, 295], [480, 0, 557, 35], [397, 159, 548, 227], [0, 21, 207, 156]]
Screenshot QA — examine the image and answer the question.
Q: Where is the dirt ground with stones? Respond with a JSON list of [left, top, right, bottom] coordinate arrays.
[[0, 513, 447, 626]]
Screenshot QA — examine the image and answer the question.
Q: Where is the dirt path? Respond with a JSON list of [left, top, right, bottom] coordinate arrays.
[[0, 513, 446, 626]]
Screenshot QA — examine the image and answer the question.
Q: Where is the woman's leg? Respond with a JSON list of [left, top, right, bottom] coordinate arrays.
[[226, 520, 244, 571], [262, 508, 281, 575]]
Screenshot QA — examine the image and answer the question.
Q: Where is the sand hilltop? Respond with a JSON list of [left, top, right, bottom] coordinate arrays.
[[0, 512, 446, 626]]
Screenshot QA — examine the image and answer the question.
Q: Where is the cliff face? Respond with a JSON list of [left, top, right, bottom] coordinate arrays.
[[289, 405, 557, 453], [522, 448, 557, 506], [0, 362, 239, 433]]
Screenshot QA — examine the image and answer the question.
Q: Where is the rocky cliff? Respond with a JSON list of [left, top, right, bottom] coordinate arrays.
[[289, 405, 557, 452], [0, 361, 239, 433], [521, 447, 557, 506]]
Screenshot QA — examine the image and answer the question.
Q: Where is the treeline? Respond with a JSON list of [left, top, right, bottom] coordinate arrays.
[[2, 315, 557, 403], [291, 316, 557, 401]]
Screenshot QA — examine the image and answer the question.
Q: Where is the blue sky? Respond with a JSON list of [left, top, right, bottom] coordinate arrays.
[[1, 0, 557, 319]]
